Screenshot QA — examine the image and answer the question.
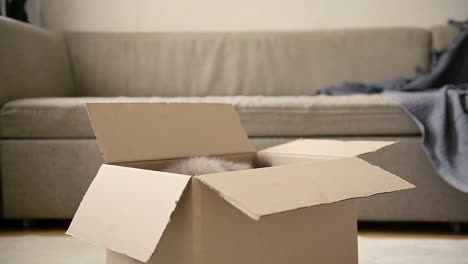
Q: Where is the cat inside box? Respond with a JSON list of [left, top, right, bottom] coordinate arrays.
[[117, 154, 269, 176]]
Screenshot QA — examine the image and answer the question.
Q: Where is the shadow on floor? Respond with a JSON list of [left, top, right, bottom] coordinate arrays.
[[0, 219, 467, 234], [359, 221, 468, 235]]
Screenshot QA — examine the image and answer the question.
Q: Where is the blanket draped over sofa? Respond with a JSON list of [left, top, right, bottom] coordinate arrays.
[[317, 20, 468, 193]]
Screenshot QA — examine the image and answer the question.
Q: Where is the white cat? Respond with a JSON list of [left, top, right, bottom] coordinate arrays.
[[162, 156, 252, 176]]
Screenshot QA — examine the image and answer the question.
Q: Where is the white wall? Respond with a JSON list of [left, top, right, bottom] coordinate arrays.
[[40, 0, 468, 32]]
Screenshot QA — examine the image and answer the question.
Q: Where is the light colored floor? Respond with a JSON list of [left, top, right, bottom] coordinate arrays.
[[1, 230, 467, 264]]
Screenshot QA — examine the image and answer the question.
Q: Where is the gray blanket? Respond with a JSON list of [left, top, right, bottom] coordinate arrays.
[[316, 20, 468, 193]]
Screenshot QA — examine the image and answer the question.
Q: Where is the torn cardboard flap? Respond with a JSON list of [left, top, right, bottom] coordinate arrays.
[[198, 157, 415, 220], [259, 139, 395, 158], [66, 164, 191, 263], [87, 103, 256, 164]]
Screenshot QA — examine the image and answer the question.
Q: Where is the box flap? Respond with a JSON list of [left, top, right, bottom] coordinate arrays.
[[259, 139, 395, 158], [66, 164, 191, 263], [87, 103, 255, 163], [197, 157, 414, 220]]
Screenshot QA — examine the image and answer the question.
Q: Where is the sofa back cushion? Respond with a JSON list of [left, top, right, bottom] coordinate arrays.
[[0, 17, 75, 106], [431, 24, 459, 51], [65, 28, 431, 96]]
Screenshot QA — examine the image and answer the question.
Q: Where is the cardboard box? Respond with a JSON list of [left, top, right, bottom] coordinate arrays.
[[67, 103, 415, 264]]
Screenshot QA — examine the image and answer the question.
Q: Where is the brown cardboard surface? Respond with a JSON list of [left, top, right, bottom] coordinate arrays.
[[87, 103, 255, 163], [106, 179, 196, 264], [66, 164, 190, 262], [193, 179, 358, 264], [257, 152, 339, 167], [148, 179, 195, 264], [198, 157, 415, 220], [260, 139, 395, 158], [107, 250, 141, 264], [106, 179, 359, 264]]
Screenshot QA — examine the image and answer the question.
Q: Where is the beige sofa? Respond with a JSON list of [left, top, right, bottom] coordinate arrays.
[[1, 17, 467, 223]]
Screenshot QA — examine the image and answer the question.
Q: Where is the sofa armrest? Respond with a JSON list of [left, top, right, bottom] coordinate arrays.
[[0, 17, 75, 107]]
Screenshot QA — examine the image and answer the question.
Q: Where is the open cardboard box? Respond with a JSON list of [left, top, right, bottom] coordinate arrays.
[[67, 103, 415, 264]]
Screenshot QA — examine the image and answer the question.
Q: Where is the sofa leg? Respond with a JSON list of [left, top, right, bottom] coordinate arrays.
[[449, 222, 462, 234], [22, 219, 33, 229]]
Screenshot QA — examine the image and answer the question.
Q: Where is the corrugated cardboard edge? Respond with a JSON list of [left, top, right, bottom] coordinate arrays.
[[86, 102, 256, 164], [66, 164, 192, 263], [194, 177, 262, 220], [197, 157, 415, 221], [260, 139, 397, 158], [86, 103, 107, 162]]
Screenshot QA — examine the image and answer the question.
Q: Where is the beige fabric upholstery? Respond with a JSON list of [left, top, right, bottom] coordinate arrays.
[[1, 139, 103, 219], [0, 96, 420, 138], [65, 29, 431, 97], [0, 17, 75, 107], [431, 24, 459, 51]]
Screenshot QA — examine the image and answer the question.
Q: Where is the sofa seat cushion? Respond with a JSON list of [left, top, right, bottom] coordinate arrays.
[[0, 95, 420, 138]]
